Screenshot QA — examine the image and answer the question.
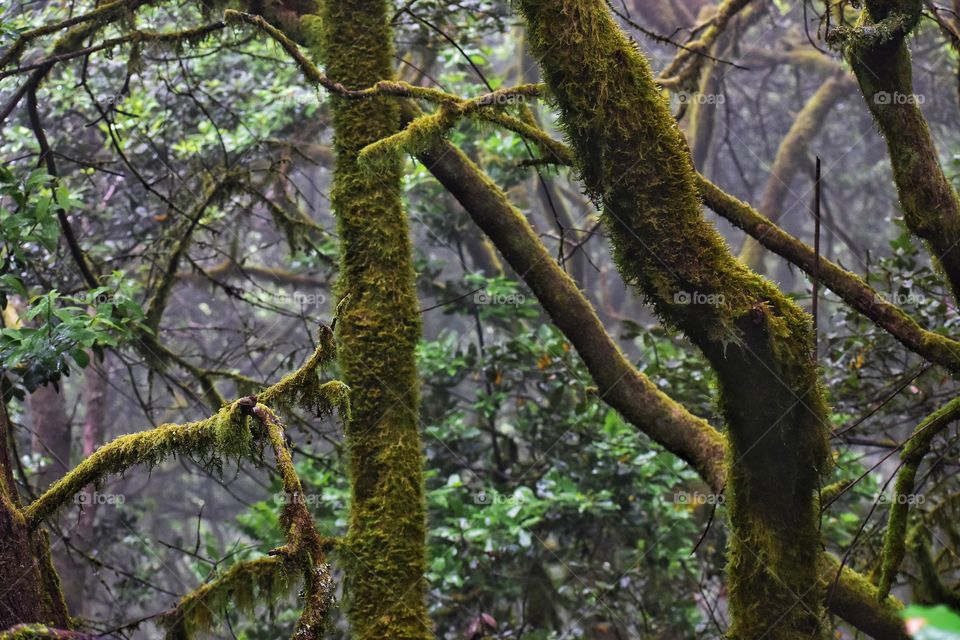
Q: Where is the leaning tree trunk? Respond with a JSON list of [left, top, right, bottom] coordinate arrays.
[[516, 1, 830, 638], [0, 400, 70, 629], [301, 1, 432, 638]]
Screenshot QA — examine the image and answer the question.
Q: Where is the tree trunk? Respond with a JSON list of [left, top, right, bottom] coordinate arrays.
[[305, 2, 432, 638], [516, 1, 830, 637], [0, 401, 70, 630]]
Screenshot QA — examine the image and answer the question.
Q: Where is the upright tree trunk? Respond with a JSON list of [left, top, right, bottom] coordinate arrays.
[[306, 2, 431, 638], [57, 360, 109, 615], [27, 386, 71, 494], [0, 401, 70, 630]]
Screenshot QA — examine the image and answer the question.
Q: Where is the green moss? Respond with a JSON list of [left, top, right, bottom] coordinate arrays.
[[834, 0, 960, 300], [162, 403, 337, 640], [162, 556, 291, 638], [306, 1, 432, 637], [517, 1, 831, 636], [877, 397, 960, 598]]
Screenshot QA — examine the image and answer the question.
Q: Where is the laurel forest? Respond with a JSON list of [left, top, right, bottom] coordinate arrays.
[[2, 0, 960, 638]]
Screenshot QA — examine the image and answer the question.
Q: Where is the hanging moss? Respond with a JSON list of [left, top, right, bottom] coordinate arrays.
[[163, 403, 338, 640], [516, 1, 830, 637], [24, 327, 347, 531], [162, 556, 291, 639]]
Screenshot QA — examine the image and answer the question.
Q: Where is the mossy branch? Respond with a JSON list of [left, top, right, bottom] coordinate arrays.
[[906, 524, 960, 608], [877, 397, 960, 598], [161, 556, 290, 639], [0, 625, 97, 640], [832, 0, 960, 302], [24, 326, 346, 530], [0, 0, 145, 70], [657, 0, 755, 90], [0, 23, 227, 80], [699, 175, 960, 373], [144, 171, 246, 333], [223, 10, 563, 162], [163, 404, 336, 640]]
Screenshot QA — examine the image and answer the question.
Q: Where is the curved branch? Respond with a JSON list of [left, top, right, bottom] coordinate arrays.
[[24, 327, 342, 529], [877, 396, 960, 598], [834, 0, 960, 301], [699, 175, 960, 373], [412, 117, 728, 490]]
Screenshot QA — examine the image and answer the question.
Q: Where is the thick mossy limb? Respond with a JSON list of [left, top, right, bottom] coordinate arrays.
[[818, 554, 908, 640], [410, 120, 729, 490], [837, 0, 960, 301], [517, 1, 830, 637], [0, 625, 97, 639], [877, 397, 960, 598], [307, 2, 432, 638]]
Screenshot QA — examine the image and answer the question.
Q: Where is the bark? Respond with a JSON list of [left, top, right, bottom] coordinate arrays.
[[840, 0, 960, 300], [516, 1, 830, 637], [306, 2, 432, 637], [0, 402, 69, 630], [27, 387, 71, 493], [57, 361, 109, 615]]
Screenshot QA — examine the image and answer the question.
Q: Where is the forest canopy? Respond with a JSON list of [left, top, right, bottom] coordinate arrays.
[[2, 0, 960, 639]]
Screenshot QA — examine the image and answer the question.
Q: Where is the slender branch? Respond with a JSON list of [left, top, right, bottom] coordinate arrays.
[[877, 396, 960, 598], [23, 327, 343, 529], [699, 175, 960, 373]]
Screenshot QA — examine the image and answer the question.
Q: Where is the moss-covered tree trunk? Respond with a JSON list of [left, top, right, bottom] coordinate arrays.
[[841, 0, 960, 300], [0, 401, 70, 630], [516, 1, 830, 637], [309, 1, 432, 638]]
